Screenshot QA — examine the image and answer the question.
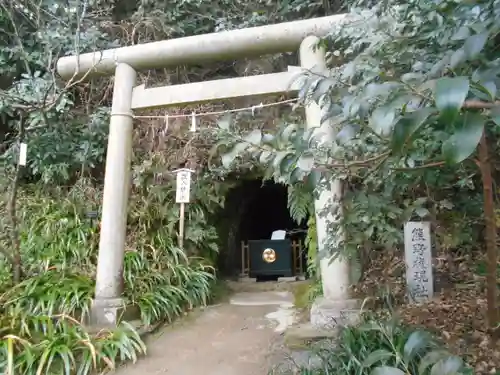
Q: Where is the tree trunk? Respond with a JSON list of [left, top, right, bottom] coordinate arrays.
[[478, 131, 498, 333], [7, 117, 25, 284]]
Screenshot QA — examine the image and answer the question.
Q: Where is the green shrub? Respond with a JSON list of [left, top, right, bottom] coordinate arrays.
[[288, 314, 470, 375], [0, 182, 219, 373], [123, 248, 215, 325]]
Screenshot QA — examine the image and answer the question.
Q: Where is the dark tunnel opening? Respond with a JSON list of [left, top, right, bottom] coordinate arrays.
[[217, 179, 307, 279], [239, 180, 295, 241]]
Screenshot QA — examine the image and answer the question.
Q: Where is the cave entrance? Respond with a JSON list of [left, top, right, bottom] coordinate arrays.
[[217, 178, 307, 280]]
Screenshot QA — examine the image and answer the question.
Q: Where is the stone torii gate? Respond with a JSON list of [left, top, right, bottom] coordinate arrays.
[[57, 14, 357, 327]]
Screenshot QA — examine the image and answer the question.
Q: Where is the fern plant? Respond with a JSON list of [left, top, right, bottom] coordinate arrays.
[[305, 216, 318, 279], [287, 182, 313, 224], [287, 183, 323, 303]]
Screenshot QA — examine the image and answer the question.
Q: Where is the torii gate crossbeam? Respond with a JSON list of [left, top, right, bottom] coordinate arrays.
[[56, 14, 357, 327], [57, 15, 345, 78]]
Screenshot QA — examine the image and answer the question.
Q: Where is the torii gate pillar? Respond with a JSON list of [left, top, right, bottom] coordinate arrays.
[[92, 62, 136, 325], [300, 36, 359, 327]]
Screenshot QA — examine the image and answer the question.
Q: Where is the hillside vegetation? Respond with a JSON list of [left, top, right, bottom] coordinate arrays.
[[1, 0, 500, 374]]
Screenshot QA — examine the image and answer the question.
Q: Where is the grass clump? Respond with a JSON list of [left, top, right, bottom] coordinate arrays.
[[1, 311, 146, 374]]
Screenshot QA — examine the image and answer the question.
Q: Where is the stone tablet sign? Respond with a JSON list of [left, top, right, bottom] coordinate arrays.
[[404, 221, 433, 303]]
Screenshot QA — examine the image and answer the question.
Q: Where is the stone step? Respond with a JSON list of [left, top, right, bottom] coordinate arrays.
[[310, 297, 361, 327], [272, 349, 325, 373], [284, 322, 338, 349]]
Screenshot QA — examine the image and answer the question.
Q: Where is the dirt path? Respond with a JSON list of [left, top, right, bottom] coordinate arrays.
[[115, 291, 296, 375]]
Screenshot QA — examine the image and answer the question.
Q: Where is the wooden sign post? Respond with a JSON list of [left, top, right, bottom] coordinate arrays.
[[404, 221, 434, 303], [173, 168, 194, 248]]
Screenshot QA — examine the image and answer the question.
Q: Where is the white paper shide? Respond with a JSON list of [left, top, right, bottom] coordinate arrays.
[[19, 143, 27, 166], [404, 221, 434, 303]]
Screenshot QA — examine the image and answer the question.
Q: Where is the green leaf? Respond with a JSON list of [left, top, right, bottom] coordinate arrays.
[[217, 114, 232, 130], [439, 199, 454, 209], [311, 77, 336, 102], [370, 106, 396, 137], [343, 96, 360, 118], [280, 154, 296, 174], [391, 108, 435, 154], [479, 81, 497, 101], [441, 112, 484, 164], [449, 49, 466, 69], [336, 124, 359, 145], [280, 124, 298, 143], [415, 207, 430, 218], [259, 150, 272, 164], [418, 350, 453, 375], [434, 77, 469, 122], [372, 366, 406, 375], [463, 32, 489, 59], [305, 170, 322, 190], [403, 331, 431, 362], [429, 56, 449, 78], [430, 356, 464, 375], [262, 134, 275, 144], [289, 167, 305, 184], [298, 77, 314, 101], [297, 153, 314, 172], [490, 106, 500, 126], [273, 151, 292, 170], [221, 150, 237, 169], [451, 26, 470, 41], [243, 129, 262, 145], [362, 349, 394, 368], [321, 103, 343, 124]]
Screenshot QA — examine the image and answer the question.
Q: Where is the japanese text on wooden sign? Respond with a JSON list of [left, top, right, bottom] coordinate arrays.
[[404, 221, 434, 303], [175, 170, 191, 203]]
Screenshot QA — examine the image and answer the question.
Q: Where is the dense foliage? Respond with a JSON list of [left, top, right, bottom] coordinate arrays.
[[218, 0, 500, 327], [0, 0, 493, 372]]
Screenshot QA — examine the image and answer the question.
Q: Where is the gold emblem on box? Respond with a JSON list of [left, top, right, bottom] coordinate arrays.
[[262, 248, 276, 263]]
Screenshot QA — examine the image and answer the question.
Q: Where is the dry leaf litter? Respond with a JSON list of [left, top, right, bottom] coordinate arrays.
[[351, 250, 500, 375]]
